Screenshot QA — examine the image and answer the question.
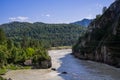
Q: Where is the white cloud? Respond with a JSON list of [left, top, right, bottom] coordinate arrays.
[[45, 14, 50, 17], [17, 16, 29, 21], [41, 14, 51, 17], [9, 16, 29, 21], [86, 14, 94, 19], [9, 17, 16, 21]]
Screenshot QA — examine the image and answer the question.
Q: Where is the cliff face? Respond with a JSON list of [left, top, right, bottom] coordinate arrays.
[[72, 0, 120, 67]]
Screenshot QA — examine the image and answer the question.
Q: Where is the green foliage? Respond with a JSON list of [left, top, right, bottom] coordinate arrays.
[[32, 49, 50, 64], [0, 22, 86, 47], [0, 28, 6, 45], [0, 28, 51, 73], [0, 50, 7, 68], [0, 68, 7, 75], [7, 39, 13, 49], [26, 48, 35, 58], [0, 76, 6, 80], [50, 46, 71, 50], [5, 64, 31, 70]]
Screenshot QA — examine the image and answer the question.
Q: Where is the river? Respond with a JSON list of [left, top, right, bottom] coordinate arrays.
[[2, 49, 120, 80]]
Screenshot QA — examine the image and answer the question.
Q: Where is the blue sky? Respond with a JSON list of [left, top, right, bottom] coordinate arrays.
[[1, 0, 114, 24]]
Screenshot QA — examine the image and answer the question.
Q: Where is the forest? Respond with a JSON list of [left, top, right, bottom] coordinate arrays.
[[0, 22, 86, 47], [0, 28, 51, 76], [0, 21, 85, 78]]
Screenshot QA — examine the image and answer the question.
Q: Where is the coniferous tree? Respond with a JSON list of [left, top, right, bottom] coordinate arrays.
[[0, 28, 6, 45], [7, 39, 13, 49]]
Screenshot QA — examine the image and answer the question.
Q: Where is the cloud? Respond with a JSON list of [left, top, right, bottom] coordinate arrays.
[[9, 17, 16, 21], [9, 16, 29, 21], [41, 14, 51, 17], [85, 14, 94, 19], [45, 14, 50, 17], [17, 16, 29, 21]]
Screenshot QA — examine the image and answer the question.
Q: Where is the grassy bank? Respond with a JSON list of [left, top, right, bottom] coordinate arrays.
[[0, 69, 7, 75], [0, 65, 31, 80], [49, 46, 72, 50], [0, 76, 6, 80], [0, 64, 31, 75]]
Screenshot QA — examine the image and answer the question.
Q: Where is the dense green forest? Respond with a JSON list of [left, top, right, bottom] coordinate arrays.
[[0, 22, 86, 47], [0, 28, 51, 76]]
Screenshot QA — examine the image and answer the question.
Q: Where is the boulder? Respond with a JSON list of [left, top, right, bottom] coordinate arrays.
[[51, 68, 56, 71], [24, 59, 32, 66], [62, 71, 67, 74], [40, 59, 52, 68], [33, 57, 52, 69], [8, 78, 12, 80]]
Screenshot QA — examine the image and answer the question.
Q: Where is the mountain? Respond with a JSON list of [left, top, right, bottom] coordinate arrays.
[[0, 22, 86, 47], [71, 19, 92, 27], [72, 0, 120, 67]]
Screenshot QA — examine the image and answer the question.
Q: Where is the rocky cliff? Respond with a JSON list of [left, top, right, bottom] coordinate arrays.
[[72, 0, 120, 67]]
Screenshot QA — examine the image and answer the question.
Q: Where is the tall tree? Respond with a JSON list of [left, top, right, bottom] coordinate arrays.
[[102, 6, 107, 14], [0, 28, 6, 44], [7, 39, 13, 49]]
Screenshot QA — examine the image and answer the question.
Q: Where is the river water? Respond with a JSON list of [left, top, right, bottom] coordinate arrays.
[[2, 49, 120, 80]]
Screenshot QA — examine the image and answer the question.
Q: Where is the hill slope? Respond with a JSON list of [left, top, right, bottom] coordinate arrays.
[[72, 0, 120, 67], [71, 19, 92, 27], [0, 22, 86, 47]]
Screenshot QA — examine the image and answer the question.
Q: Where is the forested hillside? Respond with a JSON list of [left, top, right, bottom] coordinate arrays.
[[72, 0, 120, 67], [0, 22, 86, 47], [0, 28, 51, 76]]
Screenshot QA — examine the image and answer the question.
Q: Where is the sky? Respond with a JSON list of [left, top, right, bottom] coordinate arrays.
[[1, 0, 115, 24]]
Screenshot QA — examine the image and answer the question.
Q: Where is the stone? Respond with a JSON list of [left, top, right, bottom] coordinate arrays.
[[62, 71, 67, 74], [8, 78, 12, 80], [51, 68, 56, 71], [24, 59, 32, 66], [40, 60, 52, 68]]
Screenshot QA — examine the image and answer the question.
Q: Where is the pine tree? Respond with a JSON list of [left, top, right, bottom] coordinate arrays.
[[0, 28, 6, 45]]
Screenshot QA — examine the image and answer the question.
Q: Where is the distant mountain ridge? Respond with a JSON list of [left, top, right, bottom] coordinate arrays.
[[71, 19, 92, 27], [0, 21, 86, 47]]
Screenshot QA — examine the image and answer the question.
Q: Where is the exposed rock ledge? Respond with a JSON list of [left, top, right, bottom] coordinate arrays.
[[72, 0, 120, 68]]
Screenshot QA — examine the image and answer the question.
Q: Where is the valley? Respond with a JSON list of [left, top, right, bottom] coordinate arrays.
[[2, 49, 120, 80]]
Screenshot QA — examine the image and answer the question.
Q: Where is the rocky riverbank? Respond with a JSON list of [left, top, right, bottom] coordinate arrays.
[[2, 49, 120, 80]]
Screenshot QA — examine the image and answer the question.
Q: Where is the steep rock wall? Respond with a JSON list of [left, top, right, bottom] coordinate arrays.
[[72, 0, 120, 67]]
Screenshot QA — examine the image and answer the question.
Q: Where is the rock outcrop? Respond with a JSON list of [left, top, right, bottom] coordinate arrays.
[[39, 59, 52, 69], [72, 0, 120, 67], [33, 57, 52, 69]]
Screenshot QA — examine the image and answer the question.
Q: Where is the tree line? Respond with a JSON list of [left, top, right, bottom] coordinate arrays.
[[0, 22, 86, 47], [0, 28, 50, 70]]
